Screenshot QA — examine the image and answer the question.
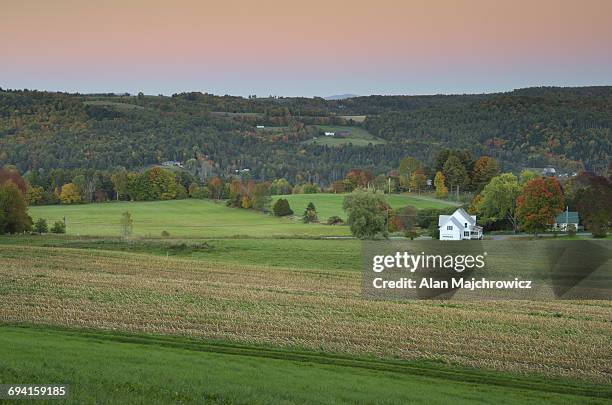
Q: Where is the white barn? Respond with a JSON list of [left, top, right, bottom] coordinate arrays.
[[438, 208, 483, 240]]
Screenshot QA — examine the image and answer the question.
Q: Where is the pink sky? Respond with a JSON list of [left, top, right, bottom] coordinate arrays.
[[1, 0, 611, 96]]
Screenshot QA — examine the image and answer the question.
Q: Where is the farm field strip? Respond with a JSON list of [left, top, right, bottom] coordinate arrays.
[[303, 125, 386, 146], [1, 244, 610, 383], [0, 236, 362, 271], [1, 325, 609, 402], [2, 326, 607, 404]]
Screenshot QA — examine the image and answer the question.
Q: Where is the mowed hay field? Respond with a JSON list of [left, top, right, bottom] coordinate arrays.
[[272, 193, 458, 221], [1, 244, 611, 384], [2, 327, 603, 404], [303, 125, 386, 146], [29, 199, 351, 238]]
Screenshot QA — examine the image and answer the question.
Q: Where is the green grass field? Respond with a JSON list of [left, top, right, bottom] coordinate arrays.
[[0, 326, 606, 404], [29, 199, 350, 238], [28, 194, 455, 238], [8, 194, 612, 403], [0, 235, 361, 271], [272, 193, 458, 221], [303, 125, 386, 146], [339, 115, 367, 123]]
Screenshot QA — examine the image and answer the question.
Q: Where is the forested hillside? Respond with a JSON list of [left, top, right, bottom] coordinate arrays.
[[0, 86, 609, 184]]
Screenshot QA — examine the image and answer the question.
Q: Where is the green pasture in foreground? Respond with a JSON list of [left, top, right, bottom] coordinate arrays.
[[303, 125, 386, 146], [272, 193, 458, 221], [29, 200, 351, 238], [0, 326, 605, 404]]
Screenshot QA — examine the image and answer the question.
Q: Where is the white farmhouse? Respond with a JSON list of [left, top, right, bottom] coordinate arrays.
[[438, 208, 483, 240], [553, 210, 579, 231], [324, 131, 335, 136]]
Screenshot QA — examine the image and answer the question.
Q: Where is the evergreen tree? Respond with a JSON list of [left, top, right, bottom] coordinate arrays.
[[273, 198, 293, 216], [303, 202, 318, 223], [34, 218, 48, 234], [50, 221, 66, 234]]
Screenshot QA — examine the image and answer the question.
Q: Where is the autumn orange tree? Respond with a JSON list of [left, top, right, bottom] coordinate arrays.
[[515, 177, 564, 236], [206, 177, 224, 200], [434, 171, 448, 198], [409, 168, 427, 195], [344, 169, 374, 191], [471, 156, 500, 192]]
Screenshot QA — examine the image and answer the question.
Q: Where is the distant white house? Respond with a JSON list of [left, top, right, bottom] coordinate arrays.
[[525, 166, 557, 177], [543, 166, 556, 177], [161, 160, 183, 168], [553, 210, 579, 231], [324, 131, 335, 136], [256, 125, 265, 129], [438, 208, 483, 240]]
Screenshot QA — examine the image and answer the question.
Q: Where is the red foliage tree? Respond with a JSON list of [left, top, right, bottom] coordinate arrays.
[[345, 169, 374, 190], [0, 168, 27, 195], [516, 177, 564, 236]]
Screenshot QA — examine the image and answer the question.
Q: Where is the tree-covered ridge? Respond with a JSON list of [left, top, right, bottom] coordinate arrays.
[[0, 86, 610, 184], [364, 90, 611, 172]]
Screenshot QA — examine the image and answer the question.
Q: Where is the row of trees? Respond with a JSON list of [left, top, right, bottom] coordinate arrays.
[[398, 151, 500, 195], [471, 170, 611, 237], [338, 168, 611, 239]]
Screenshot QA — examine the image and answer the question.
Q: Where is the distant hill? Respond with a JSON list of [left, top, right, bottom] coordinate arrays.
[[0, 86, 610, 183], [323, 94, 359, 100]]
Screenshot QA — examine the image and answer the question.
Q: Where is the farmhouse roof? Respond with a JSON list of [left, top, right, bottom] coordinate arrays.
[[438, 215, 451, 227], [555, 211, 579, 224], [449, 216, 464, 230], [454, 208, 476, 226], [439, 208, 477, 230]]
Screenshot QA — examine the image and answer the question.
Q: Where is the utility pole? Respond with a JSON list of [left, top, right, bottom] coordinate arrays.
[[386, 206, 389, 235]]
